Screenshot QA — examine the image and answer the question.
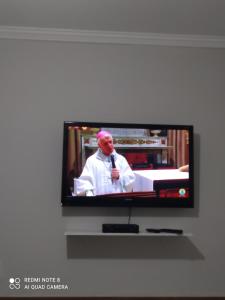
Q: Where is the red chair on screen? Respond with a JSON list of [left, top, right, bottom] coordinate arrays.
[[124, 153, 153, 170]]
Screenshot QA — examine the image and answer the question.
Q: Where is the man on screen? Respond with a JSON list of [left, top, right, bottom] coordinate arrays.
[[74, 131, 135, 196]]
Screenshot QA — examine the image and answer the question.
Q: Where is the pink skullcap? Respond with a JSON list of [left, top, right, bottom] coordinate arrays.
[[96, 130, 111, 140]]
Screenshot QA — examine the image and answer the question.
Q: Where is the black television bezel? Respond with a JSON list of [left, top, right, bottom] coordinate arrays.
[[61, 121, 194, 208]]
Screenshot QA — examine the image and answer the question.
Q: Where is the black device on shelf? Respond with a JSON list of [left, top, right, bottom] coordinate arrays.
[[146, 228, 183, 234], [61, 121, 194, 208], [102, 223, 139, 233]]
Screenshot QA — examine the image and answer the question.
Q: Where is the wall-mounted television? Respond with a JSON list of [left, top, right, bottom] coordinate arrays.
[[61, 122, 193, 207]]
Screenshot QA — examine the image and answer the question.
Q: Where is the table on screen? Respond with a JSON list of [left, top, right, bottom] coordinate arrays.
[[133, 169, 189, 192]]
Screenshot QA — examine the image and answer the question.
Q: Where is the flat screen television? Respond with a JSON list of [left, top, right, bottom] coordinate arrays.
[[61, 122, 193, 207]]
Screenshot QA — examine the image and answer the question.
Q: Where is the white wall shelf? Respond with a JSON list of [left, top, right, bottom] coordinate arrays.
[[65, 231, 192, 237]]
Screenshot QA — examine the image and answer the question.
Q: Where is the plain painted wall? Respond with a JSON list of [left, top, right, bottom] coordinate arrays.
[[0, 39, 225, 297]]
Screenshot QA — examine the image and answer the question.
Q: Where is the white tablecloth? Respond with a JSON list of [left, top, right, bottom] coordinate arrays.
[[133, 169, 189, 192]]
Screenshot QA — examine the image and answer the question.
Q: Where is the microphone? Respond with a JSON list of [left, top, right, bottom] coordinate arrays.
[[111, 155, 119, 182], [111, 155, 116, 168]]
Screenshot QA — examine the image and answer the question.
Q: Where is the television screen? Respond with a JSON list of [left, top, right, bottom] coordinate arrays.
[[61, 122, 193, 207]]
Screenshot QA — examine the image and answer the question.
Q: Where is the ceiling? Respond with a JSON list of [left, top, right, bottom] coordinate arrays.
[[0, 0, 225, 36]]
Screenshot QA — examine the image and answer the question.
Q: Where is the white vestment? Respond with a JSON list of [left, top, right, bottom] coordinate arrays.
[[74, 149, 135, 196]]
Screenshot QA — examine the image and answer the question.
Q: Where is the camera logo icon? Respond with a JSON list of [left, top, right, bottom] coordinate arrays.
[[9, 278, 21, 289]]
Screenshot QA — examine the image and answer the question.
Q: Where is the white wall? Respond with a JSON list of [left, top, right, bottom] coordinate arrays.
[[0, 39, 225, 297]]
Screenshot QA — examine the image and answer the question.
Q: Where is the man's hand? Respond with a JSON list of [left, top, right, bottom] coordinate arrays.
[[111, 168, 120, 180]]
